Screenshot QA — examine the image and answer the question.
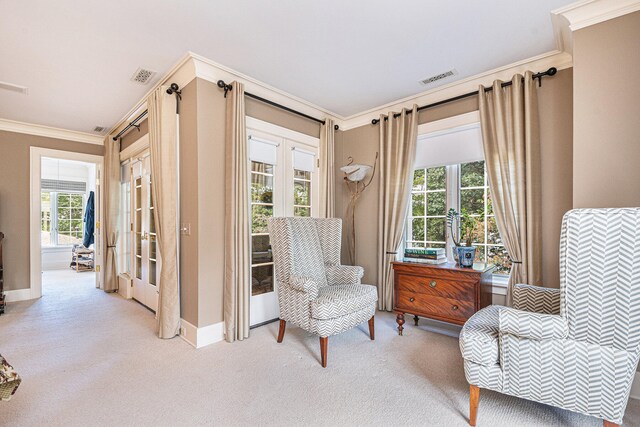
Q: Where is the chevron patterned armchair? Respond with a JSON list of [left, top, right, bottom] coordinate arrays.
[[267, 217, 378, 367], [459, 208, 640, 427]]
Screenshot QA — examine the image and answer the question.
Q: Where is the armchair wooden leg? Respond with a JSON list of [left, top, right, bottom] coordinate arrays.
[[469, 385, 480, 426], [277, 319, 286, 343], [320, 337, 328, 368], [368, 316, 375, 340], [603, 421, 619, 427]]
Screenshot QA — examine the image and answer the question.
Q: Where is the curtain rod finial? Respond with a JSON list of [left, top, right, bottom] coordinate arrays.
[[371, 119, 379, 125], [547, 67, 557, 76]]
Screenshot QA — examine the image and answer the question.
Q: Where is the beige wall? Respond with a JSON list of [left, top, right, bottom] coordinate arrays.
[[573, 11, 640, 208], [335, 68, 573, 289], [178, 80, 200, 326], [0, 131, 103, 291], [178, 78, 324, 328]]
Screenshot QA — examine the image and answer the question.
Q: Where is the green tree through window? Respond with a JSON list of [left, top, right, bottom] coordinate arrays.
[[407, 162, 511, 275]]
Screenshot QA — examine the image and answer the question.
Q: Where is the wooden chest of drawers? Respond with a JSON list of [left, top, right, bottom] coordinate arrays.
[[392, 261, 495, 335]]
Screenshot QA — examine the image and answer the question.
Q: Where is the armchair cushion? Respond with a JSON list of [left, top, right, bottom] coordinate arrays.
[[288, 275, 319, 297], [499, 307, 568, 341], [512, 283, 561, 314], [459, 305, 501, 367], [325, 265, 364, 286], [311, 284, 377, 320]]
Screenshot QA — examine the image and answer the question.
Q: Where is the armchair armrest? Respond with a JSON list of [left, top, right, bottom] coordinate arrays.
[[325, 265, 364, 286], [499, 307, 568, 340], [288, 275, 320, 297], [512, 283, 561, 314]]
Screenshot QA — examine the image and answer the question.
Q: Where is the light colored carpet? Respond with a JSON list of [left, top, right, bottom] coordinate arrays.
[[1, 270, 639, 427]]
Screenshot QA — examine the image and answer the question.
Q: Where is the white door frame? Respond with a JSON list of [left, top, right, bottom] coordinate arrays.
[[29, 147, 104, 299]]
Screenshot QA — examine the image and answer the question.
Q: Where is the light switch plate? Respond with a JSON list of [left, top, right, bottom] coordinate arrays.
[[180, 223, 191, 235]]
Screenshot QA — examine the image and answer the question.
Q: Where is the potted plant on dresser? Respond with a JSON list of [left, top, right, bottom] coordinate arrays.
[[446, 208, 482, 268]]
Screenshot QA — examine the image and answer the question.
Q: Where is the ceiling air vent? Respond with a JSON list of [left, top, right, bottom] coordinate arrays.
[[0, 80, 28, 94], [93, 126, 106, 133], [130, 68, 156, 85], [419, 69, 458, 86]]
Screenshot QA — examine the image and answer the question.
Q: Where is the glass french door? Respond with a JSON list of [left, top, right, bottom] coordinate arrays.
[[247, 119, 319, 326], [131, 155, 159, 312]]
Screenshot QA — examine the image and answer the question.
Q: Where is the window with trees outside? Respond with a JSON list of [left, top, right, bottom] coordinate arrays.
[[41, 191, 85, 247], [251, 160, 275, 296], [406, 160, 511, 275]]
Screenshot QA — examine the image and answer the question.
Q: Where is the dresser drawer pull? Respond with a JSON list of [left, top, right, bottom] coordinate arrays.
[[429, 280, 437, 288], [409, 297, 415, 302], [452, 305, 459, 311]]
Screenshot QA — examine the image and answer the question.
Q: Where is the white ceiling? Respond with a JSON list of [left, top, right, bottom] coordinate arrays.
[[0, 0, 576, 134]]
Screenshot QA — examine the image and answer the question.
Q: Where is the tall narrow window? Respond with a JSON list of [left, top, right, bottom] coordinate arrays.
[[251, 160, 275, 296], [41, 192, 52, 246], [459, 160, 511, 274], [292, 148, 314, 217], [407, 166, 447, 249]]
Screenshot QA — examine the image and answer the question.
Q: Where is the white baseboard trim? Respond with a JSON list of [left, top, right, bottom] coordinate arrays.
[[4, 288, 36, 302], [179, 318, 225, 349], [630, 371, 640, 400]]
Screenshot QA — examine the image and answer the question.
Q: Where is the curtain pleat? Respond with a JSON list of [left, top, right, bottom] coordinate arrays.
[[376, 106, 418, 311], [478, 72, 542, 306], [103, 135, 120, 292], [319, 118, 335, 218], [224, 81, 251, 342], [148, 86, 181, 339]]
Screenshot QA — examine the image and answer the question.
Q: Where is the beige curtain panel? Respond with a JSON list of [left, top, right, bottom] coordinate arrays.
[[478, 71, 542, 306], [103, 135, 120, 292], [377, 105, 418, 311], [319, 118, 335, 218], [224, 81, 251, 343], [148, 85, 181, 339]]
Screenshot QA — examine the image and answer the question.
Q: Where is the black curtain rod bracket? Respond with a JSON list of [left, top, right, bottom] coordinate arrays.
[[217, 79, 339, 130], [113, 82, 182, 141], [371, 67, 558, 125], [217, 80, 233, 98]]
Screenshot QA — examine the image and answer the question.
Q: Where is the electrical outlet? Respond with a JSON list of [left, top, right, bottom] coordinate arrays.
[[180, 327, 186, 336]]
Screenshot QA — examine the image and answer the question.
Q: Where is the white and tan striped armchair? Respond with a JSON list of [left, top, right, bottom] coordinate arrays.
[[267, 217, 378, 367], [459, 208, 640, 427]]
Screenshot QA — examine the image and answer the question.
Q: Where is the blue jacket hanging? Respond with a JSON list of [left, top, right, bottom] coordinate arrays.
[[83, 191, 95, 248]]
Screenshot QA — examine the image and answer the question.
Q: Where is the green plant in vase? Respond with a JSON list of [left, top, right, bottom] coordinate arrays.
[[447, 208, 483, 267]]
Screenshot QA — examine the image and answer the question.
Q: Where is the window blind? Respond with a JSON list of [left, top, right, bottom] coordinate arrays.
[[41, 179, 86, 193], [292, 147, 315, 173], [249, 136, 279, 165], [414, 123, 484, 169]]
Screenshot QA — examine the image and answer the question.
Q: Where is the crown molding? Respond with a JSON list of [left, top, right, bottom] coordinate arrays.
[[552, 0, 640, 53], [107, 52, 196, 138], [0, 118, 103, 145], [190, 51, 343, 123], [338, 50, 573, 131]]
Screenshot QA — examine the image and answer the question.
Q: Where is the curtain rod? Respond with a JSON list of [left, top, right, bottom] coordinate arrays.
[[217, 80, 339, 130], [371, 67, 558, 125], [112, 83, 182, 141]]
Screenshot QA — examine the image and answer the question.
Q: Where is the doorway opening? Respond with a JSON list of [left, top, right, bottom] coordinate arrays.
[[40, 157, 97, 297], [29, 147, 103, 300]]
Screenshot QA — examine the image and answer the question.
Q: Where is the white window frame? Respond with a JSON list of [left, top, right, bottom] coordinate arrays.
[[407, 112, 510, 285]]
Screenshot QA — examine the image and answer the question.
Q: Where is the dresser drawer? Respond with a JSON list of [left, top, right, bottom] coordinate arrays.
[[396, 273, 476, 301], [396, 290, 474, 322]]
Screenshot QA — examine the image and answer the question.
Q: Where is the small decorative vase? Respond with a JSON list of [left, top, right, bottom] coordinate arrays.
[[456, 246, 476, 268]]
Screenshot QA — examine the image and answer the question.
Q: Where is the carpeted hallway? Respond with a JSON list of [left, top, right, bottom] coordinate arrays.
[[1, 270, 639, 427]]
